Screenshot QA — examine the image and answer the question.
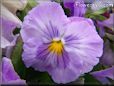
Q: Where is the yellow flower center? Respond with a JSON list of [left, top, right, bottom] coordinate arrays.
[[48, 39, 63, 55]]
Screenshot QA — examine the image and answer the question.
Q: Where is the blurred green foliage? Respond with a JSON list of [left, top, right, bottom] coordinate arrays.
[[85, 8, 107, 21]]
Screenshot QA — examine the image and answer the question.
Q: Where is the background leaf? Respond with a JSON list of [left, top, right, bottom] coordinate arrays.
[[92, 8, 107, 15], [84, 74, 101, 85], [85, 8, 107, 21]]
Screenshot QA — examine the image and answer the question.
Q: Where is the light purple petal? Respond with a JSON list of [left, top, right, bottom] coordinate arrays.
[[22, 38, 40, 68], [21, 2, 68, 69], [63, 17, 103, 74], [74, 0, 86, 17], [1, 17, 19, 58], [21, 2, 68, 43], [48, 52, 82, 84], [1, 4, 22, 26], [1, 4, 21, 49], [1, 17, 19, 49], [1, 57, 26, 85], [90, 66, 114, 84], [64, 17, 103, 58]]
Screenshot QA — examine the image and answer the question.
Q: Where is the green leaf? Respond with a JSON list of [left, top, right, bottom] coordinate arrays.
[[11, 36, 54, 85], [17, 10, 27, 21], [84, 74, 101, 85], [111, 43, 114, 51], [106, 33, 114, 41], [85, 8, 107, 16], [85, 13, 107, 21], [94, 15, 107, 21], [25, 68, 54, 85], [11, 37, 26, 79], [67, 77, 85, 85], [92, 8, 107, 15], [54, 0, 62, 3], [28, 0, 37, 8], [85, 8, 107, 21]]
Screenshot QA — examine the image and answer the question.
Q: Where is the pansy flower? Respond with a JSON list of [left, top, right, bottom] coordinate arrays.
[[1, 57, 26, 85], [90, 66, 114, 85], [21, 2, 103, 83], [63, 0, 86, 16], [1, 0, 27, 58], [1, 0, 27, 49]]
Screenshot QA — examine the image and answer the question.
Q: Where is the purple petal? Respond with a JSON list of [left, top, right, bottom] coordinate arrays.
[[100, 40, 114, 66], [102, 13, 114, 29], [97, 13, 114, 31], [21, 2, 68, 69], [64, 17, 103, 57], [1, 17, 19, 48], [1, 4, 22, 49], [90, 66, 114, 84], [22, 38, 40, 68], [48, 52, 82, 84], [96, 13, 114, 38], [63, 0, 86, 16], [21, 2, 68, 43], [63, 17, 103, 73], [1, 57, 26, 85], [74, 0, 86, 17], [97, 22, 106, 37], [63, 0, 74, 16]]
